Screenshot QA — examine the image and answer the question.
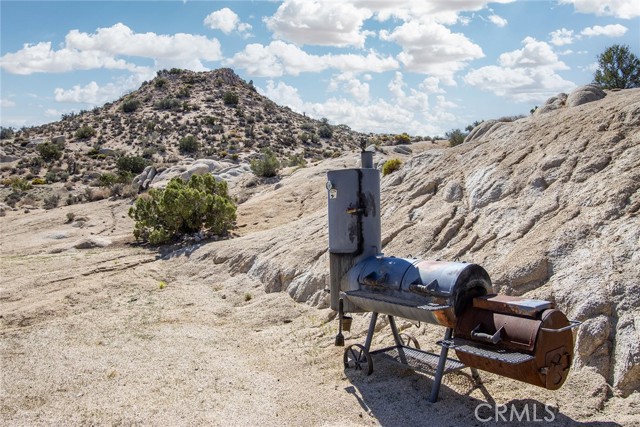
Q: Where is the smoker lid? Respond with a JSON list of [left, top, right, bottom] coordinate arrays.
[[473, 294, 554, 318]]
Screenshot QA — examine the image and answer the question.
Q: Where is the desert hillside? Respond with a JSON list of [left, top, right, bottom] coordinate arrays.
[[1, 87, 639, 426]]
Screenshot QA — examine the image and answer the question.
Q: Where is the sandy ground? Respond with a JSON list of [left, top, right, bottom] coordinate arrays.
[[1, 194, 639, 426]]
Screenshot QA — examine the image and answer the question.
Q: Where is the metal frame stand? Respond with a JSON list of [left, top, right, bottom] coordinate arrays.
[[346, 313, 479, 403]]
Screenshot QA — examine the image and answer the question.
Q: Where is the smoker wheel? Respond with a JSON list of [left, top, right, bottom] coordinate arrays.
[[399, 333, 421, 350], [344, 344, 374, 375]]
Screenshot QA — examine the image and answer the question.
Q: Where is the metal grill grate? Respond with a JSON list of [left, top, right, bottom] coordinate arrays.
[[440, 338, 534, 364], [371, 346, 466, 374]]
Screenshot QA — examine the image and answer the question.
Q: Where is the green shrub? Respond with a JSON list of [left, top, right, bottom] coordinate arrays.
[[117, 156, 148, 174], [382, 158, 402, 176], [318, 124, 333, 139], [155, 97, 181, 110], [394, 133, 411, 144], [223, 91, 239, 106], [0, 127, 15, 140], [446, 129, 467, 147], [122, 98, 141, 113], [4, 177, 33, 191], [155, 78, 168, 89], [128, 173, 236, 245], [43, 194, 60, 210], [250, 148, 280, 177], [75, 125, 97, 140], [32, 177, 46, 185], [179, 135, 199, 154], [37, 142, 62, 162]]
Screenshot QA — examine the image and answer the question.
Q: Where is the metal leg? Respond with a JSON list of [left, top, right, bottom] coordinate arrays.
[[363, 313, 378, 351], [429, 328, 453, 403], [388, 316, 403, 346], [388, 315, 408, 364], [471, 367, 482, 384]]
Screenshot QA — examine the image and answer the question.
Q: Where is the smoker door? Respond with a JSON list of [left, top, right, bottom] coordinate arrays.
[[327, 169, 361, 254]]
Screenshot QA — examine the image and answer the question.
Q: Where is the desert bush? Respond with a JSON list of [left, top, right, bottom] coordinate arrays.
[[446, 129, 467, 147], [4, 177, 33, 191], [128, 173, 236, 245], [43, 194, 60, 210], [0, 127, 14, 139], [179, 135, 199, 154], [394, 133, 411, 145], [37, 142, 62, 162], [382, 158, 402, 176], [85, 187, 111, 202], [75, 125, 97, 140], [318, 124, 333, 139], [122, 98, 141, 113], [155, 97, 181, 111], [32, 177, 46, 185], [177, 87, 190, 98], [287, 153, 306, 167], [117, 156, 148, 174], [223, 91, 239, 106], [250, 148, 280, 178], [4, 192, 22, 208], [155, 78, 168, 89]]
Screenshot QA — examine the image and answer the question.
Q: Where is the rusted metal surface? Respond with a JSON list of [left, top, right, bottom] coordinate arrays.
[[473, 294, 554, 317], [454, 299, 576, 390]]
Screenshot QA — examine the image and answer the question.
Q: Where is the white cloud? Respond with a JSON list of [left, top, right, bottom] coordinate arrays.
[[380, 20, 484, 82], [419, 77, 445, 94], [580, 24, 628, 37], [1, 98, 16, 108], [464, 37, 576, 103], [0, 23, 223, 75], [579, 62, 599, 72], [498, 37, 568, 70], [359, 1, 516, 26], [549, 28, 575, 46], [328, 72, 370, 103], [227, 41, 398, 77], [264, 0, 373, 48], [65, 23, 223, 67], [54, 73, 150, 105], [204, 8, 252, 36], [559, 0, 640, 19], [0, 41, 147, 75], [259, 73, 458, 136], [488, 14, 508, 27]]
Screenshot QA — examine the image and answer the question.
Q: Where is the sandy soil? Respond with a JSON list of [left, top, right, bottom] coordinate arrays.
[[1, 191, 638, 426]]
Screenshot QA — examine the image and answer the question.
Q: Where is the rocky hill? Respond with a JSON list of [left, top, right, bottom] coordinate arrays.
[[1, 85, 638, 425], [1, 68, 389, 210]]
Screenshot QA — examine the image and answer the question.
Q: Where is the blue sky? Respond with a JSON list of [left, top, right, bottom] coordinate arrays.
[[1, 0, 638, 136]]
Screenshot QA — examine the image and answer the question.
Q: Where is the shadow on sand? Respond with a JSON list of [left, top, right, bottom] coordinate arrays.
[[342, 356, 620, 427]]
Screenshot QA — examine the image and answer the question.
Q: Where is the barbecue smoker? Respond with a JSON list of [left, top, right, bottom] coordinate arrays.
[[327, 151, 579, 402]]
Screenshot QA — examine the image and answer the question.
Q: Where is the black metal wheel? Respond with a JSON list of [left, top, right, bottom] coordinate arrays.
[[399, 333, 420, 350], [343, 344, 373, 375]]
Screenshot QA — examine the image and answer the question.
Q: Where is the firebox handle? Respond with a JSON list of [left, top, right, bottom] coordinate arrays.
[[540, 320, 581, 333], [471, 325, 503, 345]]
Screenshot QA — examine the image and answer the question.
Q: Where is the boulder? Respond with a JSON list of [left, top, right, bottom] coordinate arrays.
[[566, 84, 606, 107], [535, 92, 567, 115]]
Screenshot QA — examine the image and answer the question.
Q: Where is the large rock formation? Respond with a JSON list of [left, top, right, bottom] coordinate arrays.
[[186, 88, 640, 396]]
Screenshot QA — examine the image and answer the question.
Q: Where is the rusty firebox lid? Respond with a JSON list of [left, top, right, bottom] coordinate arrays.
[[473, 294, 554, 318]]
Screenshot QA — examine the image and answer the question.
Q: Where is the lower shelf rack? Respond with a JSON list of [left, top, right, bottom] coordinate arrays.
[[370, 345, 466, 375]]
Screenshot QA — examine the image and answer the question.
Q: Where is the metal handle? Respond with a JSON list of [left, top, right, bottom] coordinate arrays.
[[540, 320, 581, 333], [471, 325, 503, 344]]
